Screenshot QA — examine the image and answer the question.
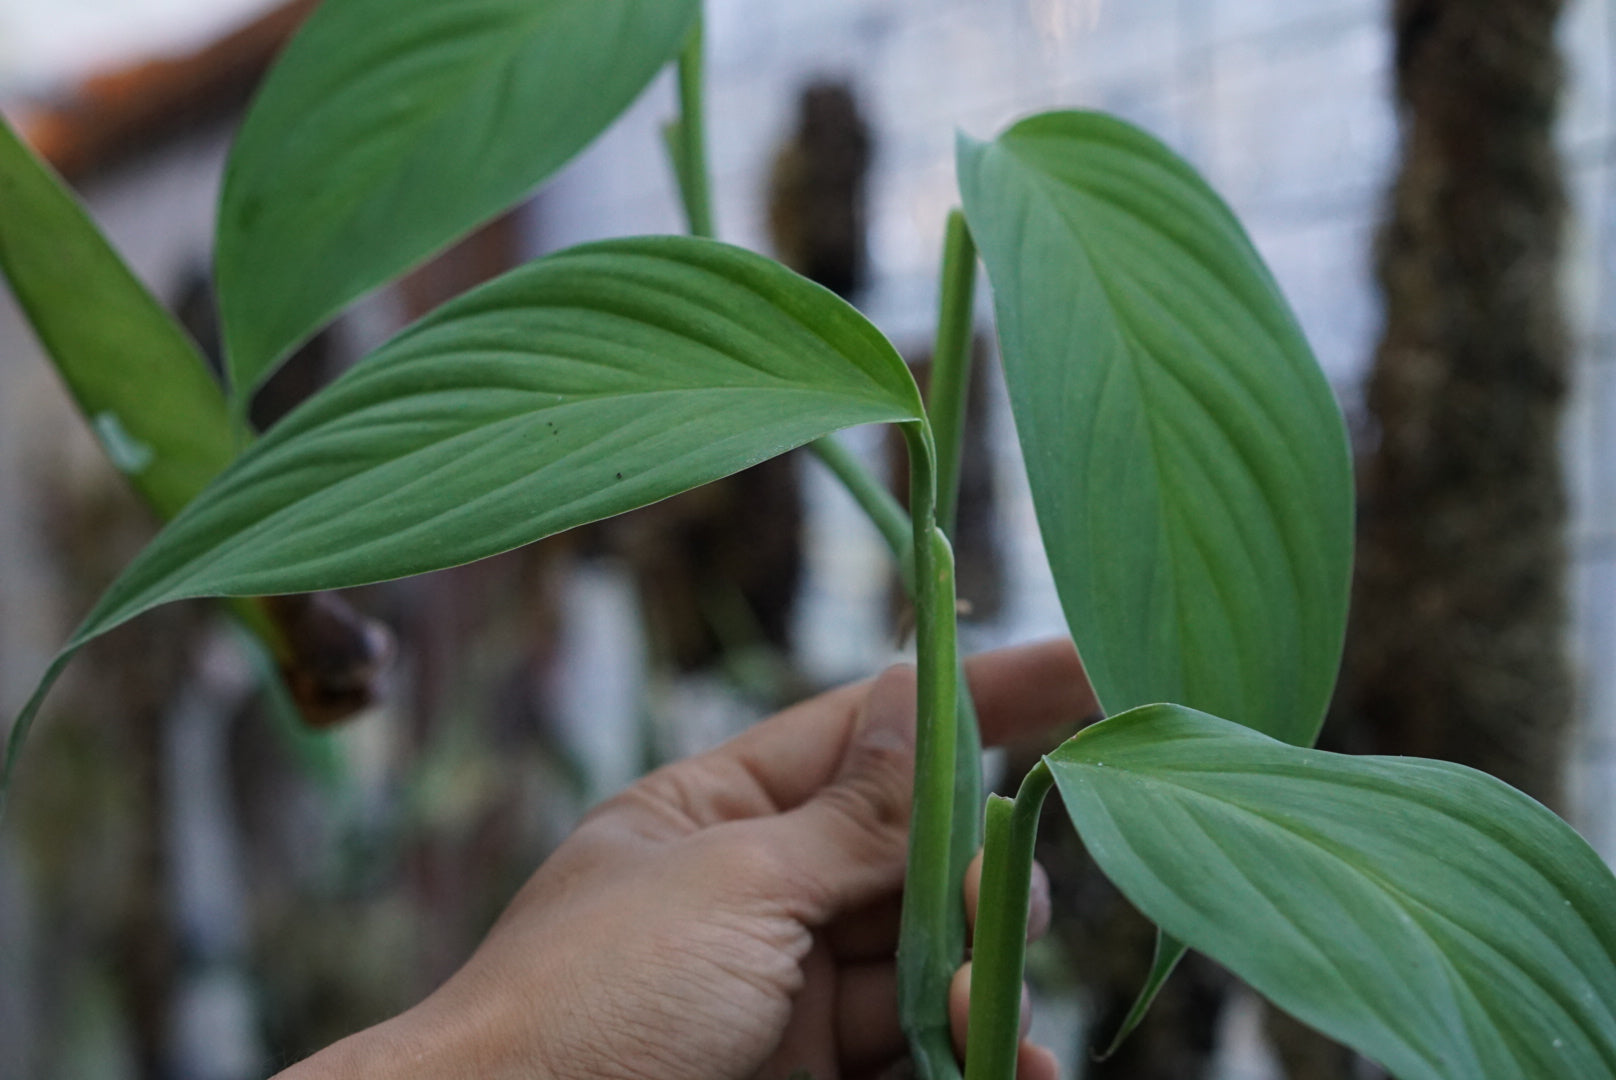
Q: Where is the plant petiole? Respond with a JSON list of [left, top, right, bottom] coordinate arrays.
[[963, 761, 1053, 1080], [808, 436, 913, 581], [672, 17, 714, 240], [926, 209, 979, 538], [896, 421, 965, 1079]]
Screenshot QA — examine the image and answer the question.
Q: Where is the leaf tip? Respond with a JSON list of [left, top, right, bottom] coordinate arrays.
[[0, 649, 79, 824], [1091, 934, 1187, 1062], [954, 127, 991, 171]]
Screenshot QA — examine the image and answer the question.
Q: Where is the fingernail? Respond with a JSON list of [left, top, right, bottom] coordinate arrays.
[[949, 963, 972, 1061], [1027, 861, 1052, 940]]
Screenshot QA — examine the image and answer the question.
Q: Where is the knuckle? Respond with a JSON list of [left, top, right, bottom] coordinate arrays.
[[818, 770, 910, 855]]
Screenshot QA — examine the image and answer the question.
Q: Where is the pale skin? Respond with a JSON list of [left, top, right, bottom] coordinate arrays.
[[276, 639, 1099, 1080]]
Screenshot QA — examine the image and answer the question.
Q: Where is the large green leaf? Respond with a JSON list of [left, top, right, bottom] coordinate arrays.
[[0, 116, 389, 742], [3, 236, 923, 804], [215, 0, 700, 404], [958, 111, 1353, 747], [0, 116, 234, 518], [1046, 705, 1616, 1080]]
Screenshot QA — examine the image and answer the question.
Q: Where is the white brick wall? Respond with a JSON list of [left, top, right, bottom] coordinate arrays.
[[1563, 0, 1616, 860]]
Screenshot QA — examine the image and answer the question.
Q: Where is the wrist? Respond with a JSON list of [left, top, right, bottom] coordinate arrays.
[[272, 984, 554, 1080]]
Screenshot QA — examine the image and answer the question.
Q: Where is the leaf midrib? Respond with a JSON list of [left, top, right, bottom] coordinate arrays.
[[1002, 141, 1284, 717], [241, 0, 607, 232], [84, 383, 904, 636]]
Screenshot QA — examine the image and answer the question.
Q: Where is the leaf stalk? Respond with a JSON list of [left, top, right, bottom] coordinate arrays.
[[673, 19, 715, 240], [963, 761, 1053, 1080], [808, 436, 913, 578], [897, 421, 964, 1079], [927, 209, 978, 537]]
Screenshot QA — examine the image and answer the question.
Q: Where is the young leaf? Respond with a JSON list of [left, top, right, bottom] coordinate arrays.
[[958, 111, 1353, 747], [1046, 706, 1616, 1080], [0, 117, 392, 737], [215, 0, 700, 404], [0, 116, 234, 518], [1095, 932, 1185, 1060], [3, 237, 924, 803]]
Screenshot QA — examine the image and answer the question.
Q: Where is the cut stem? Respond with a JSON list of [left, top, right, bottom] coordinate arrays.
[[964, 762, 1053, 1080], [927, 210, 978, 538]]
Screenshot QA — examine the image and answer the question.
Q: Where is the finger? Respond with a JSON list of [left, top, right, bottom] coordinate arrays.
[[741, 666, 917, 920], [965, 638, 1100, 747], [948, 963, 1032, 1064], [826, 894, 903, 963], [950, 964, 970, 1062], [963, 852, 1052, 945], [758, 939, 839, 1080], [1017, 1042, 1061, 1080], [836, 962, 904, 1069], [604, 639, 1090, 834], [599, 677, 872, 833], [1027, 861, 1051, 942]]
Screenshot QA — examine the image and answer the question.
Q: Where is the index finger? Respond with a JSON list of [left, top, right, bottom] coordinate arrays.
[[714, 639, 1093, 814], [601, 639, 1096, 836], [965, 638, 1101, 747]]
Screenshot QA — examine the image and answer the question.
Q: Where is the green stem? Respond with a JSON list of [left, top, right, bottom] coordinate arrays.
[[964, 762, 1053, 1080], [928, 212, 985, 1059], [663, 35, 974, 1077], [946, 663, 984, 975], [673, 18, 715, 241], [812, 437, 983, 1070], [897, 423, 964, 1080], [928, 210, 978, 538], [809, 436, 912, 578]]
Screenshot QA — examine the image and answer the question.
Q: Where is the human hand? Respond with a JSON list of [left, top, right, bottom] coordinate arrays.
[[277, 639, 1097, 1080]]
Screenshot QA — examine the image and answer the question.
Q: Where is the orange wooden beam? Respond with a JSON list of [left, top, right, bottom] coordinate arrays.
[[16, 0, 318, 182]]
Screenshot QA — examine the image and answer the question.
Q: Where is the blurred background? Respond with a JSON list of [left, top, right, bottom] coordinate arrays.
[[0, 0, 1612, 1077]]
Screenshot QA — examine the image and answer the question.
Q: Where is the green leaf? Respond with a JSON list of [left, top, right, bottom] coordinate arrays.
[[1096, 933, 1186, 1060], [215, 0, 700, 404], [957, 111, 1353, 747], [0, 116, 235, 519], [3, 236, 924, 805], [1046, 705, 1616, 1080]]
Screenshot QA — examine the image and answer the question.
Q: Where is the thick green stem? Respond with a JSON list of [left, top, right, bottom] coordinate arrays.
[[897, 420, 963, 1079], [964, 762, 1053, 1080], [927, 212, 985, 1062], [927, 210, 979, 538], [812, 437, 983, 1079], [673, 19, 715, 241]]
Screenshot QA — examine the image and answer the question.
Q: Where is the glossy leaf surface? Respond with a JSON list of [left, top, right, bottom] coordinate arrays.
[[0, 116, 234, 518], [6, 237, 923, 796], [958, 111, 1352, 746], [1047, 705, 1616, 1080], [216, 0, 699, 402]]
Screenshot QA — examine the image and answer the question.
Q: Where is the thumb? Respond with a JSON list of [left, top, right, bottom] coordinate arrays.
[[744, 664, 918, 922]]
